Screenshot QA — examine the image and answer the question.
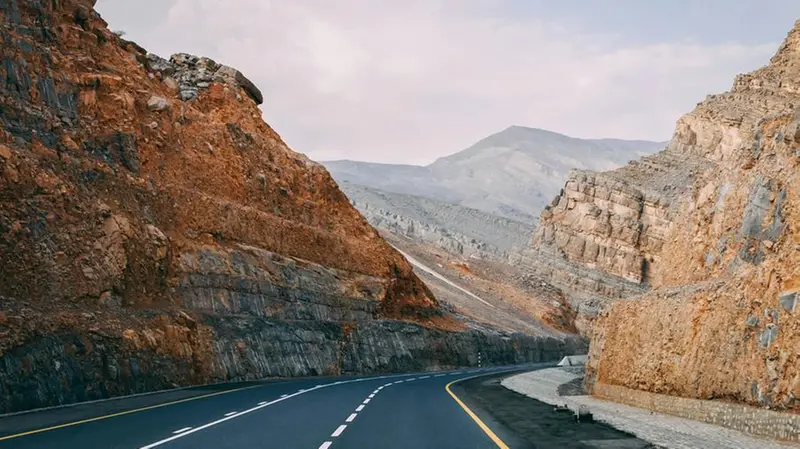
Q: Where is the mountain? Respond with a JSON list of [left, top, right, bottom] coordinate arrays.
[[324, 127, 665, 261], [0, 0, 583, 414], [326, 127, 665, 224]]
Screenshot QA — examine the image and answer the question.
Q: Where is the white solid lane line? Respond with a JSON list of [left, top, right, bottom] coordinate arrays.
[[319, 442, 332, 449], [172, 427, 192, 435], [139, 386, 324, 449], [224, 411, 238, 417], [355, 404, 365, 412], [331, 425, 347, 437], [346, 413, 357, 422]]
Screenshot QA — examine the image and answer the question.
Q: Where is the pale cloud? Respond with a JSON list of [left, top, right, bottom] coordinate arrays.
[[97, 0, 778, 165]]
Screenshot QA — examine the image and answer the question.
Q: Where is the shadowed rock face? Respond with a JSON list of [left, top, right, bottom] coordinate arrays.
[[519, 19, 800, 411], [0, 0, 584, 413]]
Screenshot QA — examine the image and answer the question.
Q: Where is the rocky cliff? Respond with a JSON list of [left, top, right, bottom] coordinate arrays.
[[521, 20, 800, 411], [0, 0, 583, 414]]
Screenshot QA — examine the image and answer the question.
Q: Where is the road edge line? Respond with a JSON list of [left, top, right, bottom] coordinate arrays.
[[445, 373, 511, 449]]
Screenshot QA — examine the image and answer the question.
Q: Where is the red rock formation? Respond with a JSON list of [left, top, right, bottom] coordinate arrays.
[[0, 0, 584, 413]]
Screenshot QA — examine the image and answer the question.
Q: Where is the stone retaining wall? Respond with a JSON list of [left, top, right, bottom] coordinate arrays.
[[594, 383, 800, 443]]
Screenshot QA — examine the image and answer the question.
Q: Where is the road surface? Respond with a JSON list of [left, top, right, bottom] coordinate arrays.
[[0, 365, 539, 449]]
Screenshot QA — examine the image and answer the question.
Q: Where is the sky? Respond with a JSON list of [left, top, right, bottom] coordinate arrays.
[[95, 1, 800, 165]]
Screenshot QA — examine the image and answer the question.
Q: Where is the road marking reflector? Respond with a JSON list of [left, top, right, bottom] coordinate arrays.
[[331, 424, 347, 437], [346, 413, 357, 422], [172, 427, 192, 435]]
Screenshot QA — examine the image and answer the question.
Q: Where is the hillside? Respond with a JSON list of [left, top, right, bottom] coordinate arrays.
[[0, 0, 583, 414], [339, 182, 532, 260]]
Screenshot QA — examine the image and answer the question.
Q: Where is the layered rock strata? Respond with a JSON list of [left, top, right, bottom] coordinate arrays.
[[535, 20, 800, 414], [0, 0, 582, 413]]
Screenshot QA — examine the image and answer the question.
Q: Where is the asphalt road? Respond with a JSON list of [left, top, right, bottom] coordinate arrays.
[[0, 364, 548, 449]]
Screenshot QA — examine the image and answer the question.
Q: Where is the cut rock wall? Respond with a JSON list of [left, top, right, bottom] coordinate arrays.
[[582, 20, 800, 415], [0, 0, 583, 414]]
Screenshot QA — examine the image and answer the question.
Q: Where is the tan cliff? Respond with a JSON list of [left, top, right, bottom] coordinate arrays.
[[0, 0, 583, 413], [519, 19, 800, 420], [585, 20, 800, 412]]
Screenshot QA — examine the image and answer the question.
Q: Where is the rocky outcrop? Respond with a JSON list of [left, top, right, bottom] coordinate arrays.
[[515, 149, 711, 333], [0, 0, 582, 413], [566, 21, 800, 414]]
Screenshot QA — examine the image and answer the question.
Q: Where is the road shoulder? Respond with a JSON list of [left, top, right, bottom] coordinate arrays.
[[451, 371, 657, 449]]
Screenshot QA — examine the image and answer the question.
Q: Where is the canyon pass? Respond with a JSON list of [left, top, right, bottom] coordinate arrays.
[[0, 0, 583, 414]]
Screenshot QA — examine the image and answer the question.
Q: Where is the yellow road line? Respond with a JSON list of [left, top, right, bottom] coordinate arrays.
[[445, 375, 511, 449], [0, 385, 261, 442]]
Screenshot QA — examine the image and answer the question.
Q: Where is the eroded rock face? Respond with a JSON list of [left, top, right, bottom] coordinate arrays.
[[580, 21, 800, 411], [515, 149, 710, 333], [0, 0, 582, 413]]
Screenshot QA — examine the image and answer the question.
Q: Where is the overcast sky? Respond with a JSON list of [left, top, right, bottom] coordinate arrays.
[[96, 1, 799, 165]]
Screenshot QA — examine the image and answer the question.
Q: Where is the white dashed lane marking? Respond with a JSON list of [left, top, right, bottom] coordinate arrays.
[[313, 368, 487, 448], [144, 367, 474, 449]]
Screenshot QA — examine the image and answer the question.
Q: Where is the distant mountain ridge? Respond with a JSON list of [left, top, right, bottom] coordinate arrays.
[[325, 126, 666, 224]]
